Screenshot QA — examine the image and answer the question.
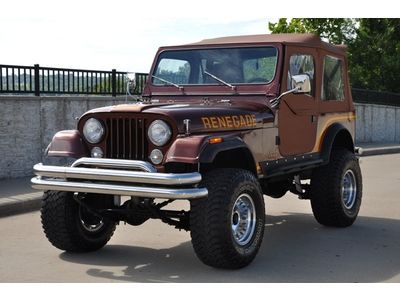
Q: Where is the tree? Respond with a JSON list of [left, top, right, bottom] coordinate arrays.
[[268, 18, 356, 44], [267, 18, 307, 34], [349, 19, 400, 92]]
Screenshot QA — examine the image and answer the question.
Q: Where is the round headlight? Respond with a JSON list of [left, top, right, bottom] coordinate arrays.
[[83, 118, 104, 144], [149, 149, 164, 165], [91, 147, 104, 158], [147, 120, 172, 146]]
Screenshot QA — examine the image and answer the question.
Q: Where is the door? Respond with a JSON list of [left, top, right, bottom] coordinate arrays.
[[278, 47, 319, 156]]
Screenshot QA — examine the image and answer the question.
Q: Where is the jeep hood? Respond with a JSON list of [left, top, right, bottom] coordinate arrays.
[[84, 101, 274, 134]]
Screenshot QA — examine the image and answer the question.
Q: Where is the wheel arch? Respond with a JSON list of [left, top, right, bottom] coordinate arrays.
[[321, 123, 355, 162], [199, 137, 257, 175]]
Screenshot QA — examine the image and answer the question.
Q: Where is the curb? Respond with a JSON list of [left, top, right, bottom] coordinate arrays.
[[0, 192, 42, 218]]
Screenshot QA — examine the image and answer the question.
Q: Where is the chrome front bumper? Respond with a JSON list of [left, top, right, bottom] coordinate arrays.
[[31, 158, 208, 200]]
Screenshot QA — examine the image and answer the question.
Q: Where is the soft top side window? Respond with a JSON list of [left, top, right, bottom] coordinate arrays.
[[321, 55, 345, 101], [288, 54, 315, 96]]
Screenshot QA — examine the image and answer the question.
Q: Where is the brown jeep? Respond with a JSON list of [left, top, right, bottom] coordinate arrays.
[[32, 33, 362, 269]]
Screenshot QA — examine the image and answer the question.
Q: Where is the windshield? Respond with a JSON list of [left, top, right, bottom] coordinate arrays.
[[152, 47, 278, 86]]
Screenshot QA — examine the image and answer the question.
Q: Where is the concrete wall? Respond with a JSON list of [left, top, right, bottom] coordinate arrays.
[[355, 103, 400, 143], [0, 97, 399, 179], [0, 96, 130, 179]]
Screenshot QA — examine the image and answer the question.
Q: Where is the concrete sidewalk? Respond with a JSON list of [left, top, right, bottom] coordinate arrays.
[[1, 142, 399, 218], [0, 177, 43, 217]]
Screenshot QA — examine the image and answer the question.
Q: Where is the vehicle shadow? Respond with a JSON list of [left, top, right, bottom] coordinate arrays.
[[60, 213, 400, 282]]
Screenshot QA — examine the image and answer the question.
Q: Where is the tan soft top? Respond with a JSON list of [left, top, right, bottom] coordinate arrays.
[[164, 33, 346, 55]]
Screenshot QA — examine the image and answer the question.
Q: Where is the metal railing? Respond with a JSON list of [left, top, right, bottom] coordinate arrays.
[[0, 64, 148, 96], [352, 88, 400, 107]]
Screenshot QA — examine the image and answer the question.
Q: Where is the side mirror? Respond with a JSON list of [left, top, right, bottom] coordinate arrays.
[[291, 74, 311, 94], [269, 74, 312, 108], [126, 72, 137, 95]]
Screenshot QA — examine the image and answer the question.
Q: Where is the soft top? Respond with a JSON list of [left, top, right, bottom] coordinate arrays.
[[164, 33, 346, 55]]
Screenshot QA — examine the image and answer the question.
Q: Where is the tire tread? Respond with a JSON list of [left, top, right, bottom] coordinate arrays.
[[190, 168, 265, 269], [41, 191, 116, 252], [310, 149, 362, 227]]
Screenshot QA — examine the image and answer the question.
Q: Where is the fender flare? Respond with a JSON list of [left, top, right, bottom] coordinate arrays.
[[320, 123, 355, 162], [199, 136, 256, 165], [164, 135, 257, 168], [46, 130, 89, 158]]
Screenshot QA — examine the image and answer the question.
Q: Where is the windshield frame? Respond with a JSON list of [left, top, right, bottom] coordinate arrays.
[[149, 45, 280, 88]]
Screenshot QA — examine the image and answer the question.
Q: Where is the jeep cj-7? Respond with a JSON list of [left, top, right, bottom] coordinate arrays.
[[32, 34, 362, 269]]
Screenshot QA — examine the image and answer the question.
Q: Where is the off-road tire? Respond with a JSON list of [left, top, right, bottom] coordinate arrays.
[[41, 191, 117, 252], [310, 149, 362, 227], [190, 168, 265, 269]]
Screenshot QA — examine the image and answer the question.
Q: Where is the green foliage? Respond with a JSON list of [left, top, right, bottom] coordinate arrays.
[[349, 19, 400, 93], [268, 18, 400, 93], [268, 18, 307, 34], [268, 18, 356, 44]]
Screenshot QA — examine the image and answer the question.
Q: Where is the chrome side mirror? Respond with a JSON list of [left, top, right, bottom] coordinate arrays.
[[269, 74, 311, 108], [126, 72, 137, 95], [291, 74, 311, 94]]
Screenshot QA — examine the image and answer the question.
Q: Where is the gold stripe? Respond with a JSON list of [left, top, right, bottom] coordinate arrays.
[[312, 113, 356, 152]]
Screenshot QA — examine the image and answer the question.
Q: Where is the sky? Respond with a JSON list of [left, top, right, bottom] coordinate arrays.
[[1, 0, 274, 73], [0, 0, 394, 74]]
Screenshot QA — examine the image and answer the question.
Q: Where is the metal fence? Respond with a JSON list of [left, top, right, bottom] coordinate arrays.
[[2, 64, 399, 106], [352, 88, 400, 107], [0, 64, 148, 96]]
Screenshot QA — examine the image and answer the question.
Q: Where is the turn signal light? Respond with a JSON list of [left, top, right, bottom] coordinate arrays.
[[209, 137, 223, 144]]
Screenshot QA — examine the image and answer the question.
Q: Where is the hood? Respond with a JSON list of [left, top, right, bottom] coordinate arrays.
[[83, 100, 274, 134]]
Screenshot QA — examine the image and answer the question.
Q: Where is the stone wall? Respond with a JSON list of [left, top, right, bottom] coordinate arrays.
[[0, 96, 130, 179], [0, 97, 399, 179], [354, 103, 400, 143]]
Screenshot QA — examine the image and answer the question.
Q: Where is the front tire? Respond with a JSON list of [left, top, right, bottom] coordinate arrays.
[[41, 191, 117, 252], [190, 168, 265, 269], [310, 149, 362, 227]]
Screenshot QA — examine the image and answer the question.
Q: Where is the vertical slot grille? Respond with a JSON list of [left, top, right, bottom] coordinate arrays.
[[105, 117, 148, 160]]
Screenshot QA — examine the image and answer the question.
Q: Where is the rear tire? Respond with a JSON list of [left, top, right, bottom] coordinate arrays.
[[41, 191, 117, 252], [310, 149, 362, 227], [190, 168, 265, 269]]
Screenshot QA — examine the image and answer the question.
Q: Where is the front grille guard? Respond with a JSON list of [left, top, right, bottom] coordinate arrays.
[[31, 158, 208, 200]]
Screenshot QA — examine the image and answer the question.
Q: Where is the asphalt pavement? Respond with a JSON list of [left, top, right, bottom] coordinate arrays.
[[0, 153, 399, 282]]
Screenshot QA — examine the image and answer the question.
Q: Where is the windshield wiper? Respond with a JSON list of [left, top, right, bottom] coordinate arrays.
[[204, 70, 236, 91], [151, 75, 183, 90]]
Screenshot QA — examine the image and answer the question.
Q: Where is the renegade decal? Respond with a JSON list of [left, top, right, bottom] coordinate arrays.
[[201, 115, 257, 129]]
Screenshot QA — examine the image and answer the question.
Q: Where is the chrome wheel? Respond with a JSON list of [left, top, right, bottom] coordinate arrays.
[[341, 169, 357, 209], [231, 193, 256, 246]]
